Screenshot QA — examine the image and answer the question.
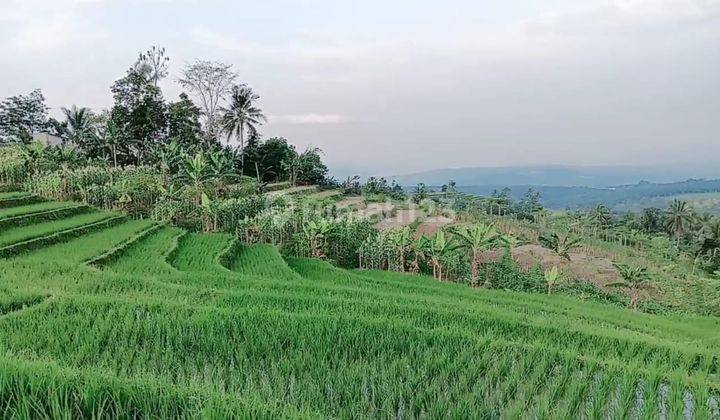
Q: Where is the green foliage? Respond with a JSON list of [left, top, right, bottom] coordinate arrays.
[[109, 71, 167, 165], [0, 195, 717, 417], [485, 251, 545, 292], [0, 89, 49, 144], [539, 232, 581, 260], [167, 93, 203, 152]]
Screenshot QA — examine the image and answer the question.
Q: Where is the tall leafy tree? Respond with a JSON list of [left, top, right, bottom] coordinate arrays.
[[0, 89, 49, 143], [515, 188, 543, 220], [294, 147, 328, 185], [179, 60, 237, 142], [132, 46, 169, 87], [167, 93, 203, 152], [109, 71, 167, 165], [244, 137, 296, 182], [220, 84, 266, 174], [639, 207, 662, 233]]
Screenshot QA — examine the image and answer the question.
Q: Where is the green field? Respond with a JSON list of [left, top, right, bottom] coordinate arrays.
[[0, 194, 719, 418]]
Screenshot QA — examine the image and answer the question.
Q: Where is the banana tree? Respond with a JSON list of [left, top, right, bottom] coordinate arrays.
[[545, 266, 563, 294], [303, 219, 333, 259], [207, 149, 239, 193], [20, 141, 46, 176], [607, 263, 652, 310], [539, 232, 581, 260], [177, 152, 213, 204], [451, 223, 506, 287], [389, 226, 413, 272], [200, 192, 219, 232], [417, 230, 456, 281], [155, 140, 183, 188]]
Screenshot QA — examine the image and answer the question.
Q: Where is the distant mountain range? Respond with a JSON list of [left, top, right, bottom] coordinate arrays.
[[390, 164, 720, 188], [456, 179, 720, 210], [388, 164, 720, 210]]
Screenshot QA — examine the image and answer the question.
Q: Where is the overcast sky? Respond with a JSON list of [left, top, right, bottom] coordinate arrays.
[[1, 0, 718, 176]]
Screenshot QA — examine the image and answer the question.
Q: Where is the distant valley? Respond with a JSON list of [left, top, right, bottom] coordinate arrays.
[[456, 179, 720, 212], [389, 164, 720, 212], [391, 164, 719, 188]]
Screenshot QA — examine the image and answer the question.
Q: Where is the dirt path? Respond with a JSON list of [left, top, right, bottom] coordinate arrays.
[[266, 186, 318, 197]]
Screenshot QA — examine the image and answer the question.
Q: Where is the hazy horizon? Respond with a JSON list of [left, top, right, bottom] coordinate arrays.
[[2, 0, 718, 175]]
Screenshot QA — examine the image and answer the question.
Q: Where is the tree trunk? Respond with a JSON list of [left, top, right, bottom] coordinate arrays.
[[470, 251, 479, 287], [630, 288, 639, 310], [239, 126, 245, 176]]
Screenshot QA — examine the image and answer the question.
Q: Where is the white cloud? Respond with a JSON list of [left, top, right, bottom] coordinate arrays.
[[525, 0, 720, 36], [0, 0, 109, 52], [269, 114, 353, 125]]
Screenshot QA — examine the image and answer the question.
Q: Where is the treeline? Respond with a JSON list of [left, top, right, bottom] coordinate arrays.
[[0, 46, 332, 229], [568, 200, 720, 275], [0, 46, 328, 185]]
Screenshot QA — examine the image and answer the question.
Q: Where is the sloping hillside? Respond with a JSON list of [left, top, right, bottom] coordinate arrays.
[[0, 193, 718, 418]]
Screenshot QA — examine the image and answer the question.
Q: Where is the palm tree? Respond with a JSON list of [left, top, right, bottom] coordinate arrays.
[[220, 84, 266, 174], [698, 218, 720, 256], [607, 263, 651, 310], [665, 199, 694, 248], [61, 105, 93, 146], [539, 232, 581, 260], [451, 223, 505, 287]]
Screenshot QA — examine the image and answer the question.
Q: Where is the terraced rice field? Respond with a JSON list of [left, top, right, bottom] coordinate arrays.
[[0, 192, 719, 418]]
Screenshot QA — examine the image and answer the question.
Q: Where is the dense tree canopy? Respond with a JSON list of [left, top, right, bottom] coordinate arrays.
[[0, 90, 49, 144]]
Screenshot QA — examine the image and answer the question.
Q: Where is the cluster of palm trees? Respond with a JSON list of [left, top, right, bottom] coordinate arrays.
[[583, 200, 699, 248]]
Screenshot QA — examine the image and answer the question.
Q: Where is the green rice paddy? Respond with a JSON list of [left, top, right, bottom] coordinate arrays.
[[0, 193, 718, 418]]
